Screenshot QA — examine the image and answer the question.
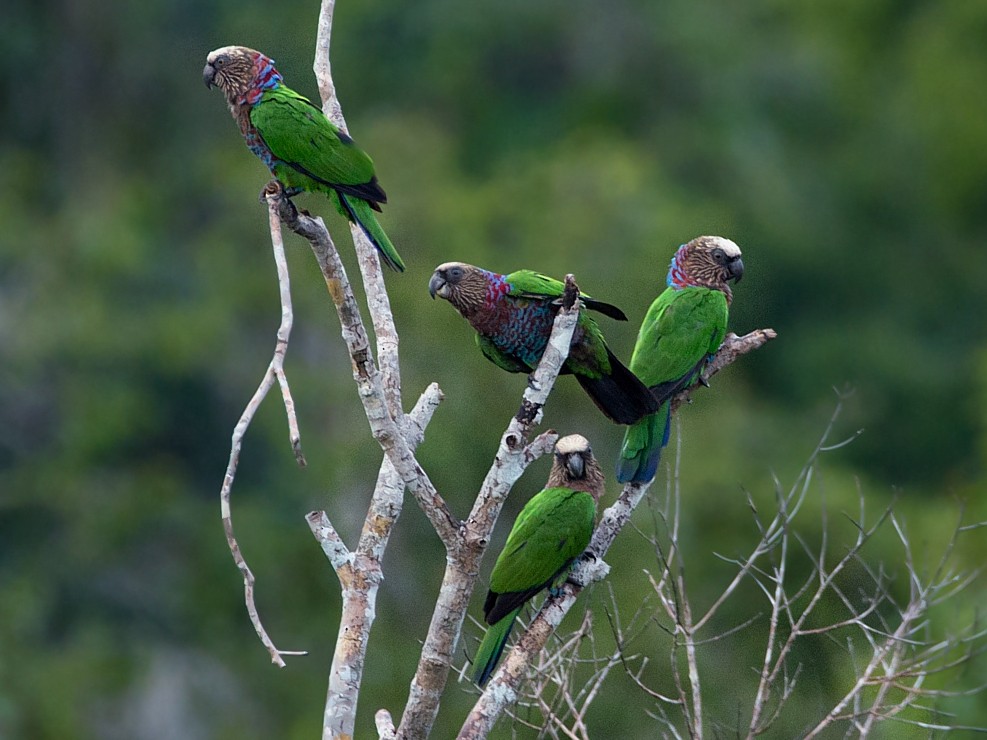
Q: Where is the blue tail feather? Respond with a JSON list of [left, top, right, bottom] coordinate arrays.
[[616, 403, 671, 483]]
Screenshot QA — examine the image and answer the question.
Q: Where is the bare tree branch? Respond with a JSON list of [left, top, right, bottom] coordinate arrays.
[[272, 194, 458, 546], [307, 382, 443, 739], [587, 395, 987, 739], [219, 194, 310, 667], [458, 328, 776, 737], [375, 709, 397, 740], [204, 4, 447, 733], [395, 277, 583, 740], [314, 0, 404, 423]]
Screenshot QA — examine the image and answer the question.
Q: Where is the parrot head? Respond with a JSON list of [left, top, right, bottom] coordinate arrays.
[[204, 46, 281, 104], [428, 262, 493, 315], [708, 237, 745, 284], [668, 235, 745, 301], [550, 434, 606, 499]]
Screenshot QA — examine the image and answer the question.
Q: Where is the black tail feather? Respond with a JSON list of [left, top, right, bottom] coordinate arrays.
[[576, 348, 659, 424], [582, 297, 628, 321]]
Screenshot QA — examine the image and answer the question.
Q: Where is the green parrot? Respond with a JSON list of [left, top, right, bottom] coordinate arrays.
[[203, 45, 404, 271], [428, 262, 658, 424], [616, 236, 745, 483], [473, 434, 605, 687]]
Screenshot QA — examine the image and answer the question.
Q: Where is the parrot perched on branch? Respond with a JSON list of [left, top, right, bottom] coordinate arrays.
[[616, 236, 744, 484], [203, 45, 405, 272], [472, 434, 604, 687], [428, 262, 658, 424]]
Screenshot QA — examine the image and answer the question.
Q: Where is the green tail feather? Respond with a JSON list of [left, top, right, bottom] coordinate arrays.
[[334, 192, 406, 272], [616, 401, 671, 483], [473, 608, 521, 687]]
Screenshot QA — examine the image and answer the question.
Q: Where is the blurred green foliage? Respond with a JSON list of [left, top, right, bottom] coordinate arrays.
[[2, 0, 986, 737]]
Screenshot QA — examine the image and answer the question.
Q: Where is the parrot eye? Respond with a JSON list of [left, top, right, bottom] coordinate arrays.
[[448, 267, 463, 280], [711, 248, 727, 264]]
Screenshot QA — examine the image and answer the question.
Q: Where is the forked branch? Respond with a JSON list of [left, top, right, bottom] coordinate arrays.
[[219, 193, 310, 666], [458, 328, 777, 737]]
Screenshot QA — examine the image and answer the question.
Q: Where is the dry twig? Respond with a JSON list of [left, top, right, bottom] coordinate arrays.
[[458, 328, 777, 737], [218, 194, 309, 667]]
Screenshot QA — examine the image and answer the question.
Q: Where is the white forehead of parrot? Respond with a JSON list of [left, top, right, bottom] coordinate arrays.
[[436, 261, 468, 272], [556, 434, 590, 455], [207, 46, 234, 61], [207, 46, 253, 62], [702, 236, 742, 258]]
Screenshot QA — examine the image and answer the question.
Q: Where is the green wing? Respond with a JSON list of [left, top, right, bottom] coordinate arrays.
[[504, 270, 627, 321], [630, 287, 728, 396], [250, 86, 379, 192], [489, 488, 595, 599], [504, 270, 565, 299]]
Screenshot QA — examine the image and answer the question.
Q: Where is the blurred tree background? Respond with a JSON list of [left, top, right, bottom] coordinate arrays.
[[2, 0, 986, 737]]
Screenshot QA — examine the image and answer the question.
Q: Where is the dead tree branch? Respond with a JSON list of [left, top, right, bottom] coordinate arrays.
[[219, 194, 310, 667], [308, 383, 443, 739], [394, 277, 584, 740], [216, 2, 448, 731], [315, 0, 403, 423], [457, 328, 776, 737], [609, 396, 987, 738], [272, 193, 458, 546]]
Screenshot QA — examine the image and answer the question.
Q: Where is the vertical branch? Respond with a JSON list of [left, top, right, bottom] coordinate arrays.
[[276, 187, 454, 736], [267, 194, 307, 466], [310, 384, 443, 740], [274, 195, 457, 543], [314, 0, 404, 422], [252, 7, 442, 733], [358, 383, 444, 560], [314, 0, 345, 130], [219, 195, 309, 666], [395, 278, 583, 740]]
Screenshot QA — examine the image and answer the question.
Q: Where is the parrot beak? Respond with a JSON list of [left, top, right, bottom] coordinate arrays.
[[203, 63, 217, 89], [428, 271, 447, 299], [564, 452, 585, 480], [727, 257, 744, 283]]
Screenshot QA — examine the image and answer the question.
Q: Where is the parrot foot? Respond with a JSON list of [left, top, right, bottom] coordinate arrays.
[[258, 180, 302, 203], [259, 179, 282, 203]]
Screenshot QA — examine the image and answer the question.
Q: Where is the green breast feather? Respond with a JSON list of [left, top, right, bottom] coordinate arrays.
[[630, 287, 728, 389], [489, 488, 596, 596], [250, 86, 376, 188]]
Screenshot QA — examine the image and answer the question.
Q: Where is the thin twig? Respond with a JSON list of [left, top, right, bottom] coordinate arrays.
[[219, 195, 309, 666], [458, 329, 776, 737]]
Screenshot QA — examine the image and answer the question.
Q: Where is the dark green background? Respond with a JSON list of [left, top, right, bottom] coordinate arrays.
[[2, 0, 985, 737]]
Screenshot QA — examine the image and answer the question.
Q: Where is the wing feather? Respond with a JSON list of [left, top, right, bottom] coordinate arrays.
[[486, 488, 595, 623], [504, 270, 627, 320], [630, 288, 728, 394], [250, 87, 385, 202]]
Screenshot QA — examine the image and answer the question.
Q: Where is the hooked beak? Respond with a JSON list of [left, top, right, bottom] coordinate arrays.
[[728, 257, 744, 283], [428, 271, 447, 299], [565, 453, 585, 480], [203, 63, 216, 89]]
